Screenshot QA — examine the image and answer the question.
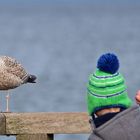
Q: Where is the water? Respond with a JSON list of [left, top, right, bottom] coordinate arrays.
[[0, 5, 140, 140]]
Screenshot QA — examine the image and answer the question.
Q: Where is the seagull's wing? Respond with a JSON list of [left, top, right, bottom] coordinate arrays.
[[0, 70, 22, 90], [1, 56, 29, 82]]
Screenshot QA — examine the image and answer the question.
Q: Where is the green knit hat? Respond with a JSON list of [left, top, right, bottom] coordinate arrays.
[[87, 53, 132, 115]]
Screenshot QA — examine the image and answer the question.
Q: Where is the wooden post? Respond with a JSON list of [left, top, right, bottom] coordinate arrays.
[[4, 112, 91, 134], [0, 112, 91, 139], [0, 114, 6, 134], [16, 134, 54, 140]]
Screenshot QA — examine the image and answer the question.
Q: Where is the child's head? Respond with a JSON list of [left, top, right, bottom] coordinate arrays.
[[87, 53, 132, 116]]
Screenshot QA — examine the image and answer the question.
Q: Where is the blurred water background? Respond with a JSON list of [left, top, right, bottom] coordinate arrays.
[[0, 0, 140, 139]]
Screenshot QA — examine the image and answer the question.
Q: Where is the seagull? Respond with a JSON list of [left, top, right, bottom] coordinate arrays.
[[0, 56, 37, 112]]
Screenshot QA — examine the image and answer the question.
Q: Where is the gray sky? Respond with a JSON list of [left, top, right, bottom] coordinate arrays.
[[0, 0, 139, 5]]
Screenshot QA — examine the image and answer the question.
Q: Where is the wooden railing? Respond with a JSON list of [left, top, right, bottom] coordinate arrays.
[[0, 112, 91, 140]]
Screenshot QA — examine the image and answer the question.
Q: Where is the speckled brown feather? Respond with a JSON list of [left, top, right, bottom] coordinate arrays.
[[0, 56, 29, 90]]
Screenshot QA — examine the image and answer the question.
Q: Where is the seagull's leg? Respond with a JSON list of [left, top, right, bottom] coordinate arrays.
[[6, 90, 10, 112]]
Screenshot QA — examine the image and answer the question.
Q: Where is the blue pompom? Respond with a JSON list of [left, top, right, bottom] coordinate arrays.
[[97, 53, 119, 74]]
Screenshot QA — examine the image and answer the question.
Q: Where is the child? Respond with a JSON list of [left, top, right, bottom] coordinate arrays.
[[87, 53, 140, 140]]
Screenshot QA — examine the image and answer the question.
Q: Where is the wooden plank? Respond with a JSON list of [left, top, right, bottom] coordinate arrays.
[[16, 134, 54, 140], [0, 113, 6, 134], [4, 112, 91, 135]]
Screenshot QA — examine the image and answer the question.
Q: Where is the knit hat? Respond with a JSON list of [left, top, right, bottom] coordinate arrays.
[[87, 53, 132, 115]]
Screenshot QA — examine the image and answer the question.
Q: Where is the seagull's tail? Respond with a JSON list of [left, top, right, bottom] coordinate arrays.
[[27, 75, 37, 83]]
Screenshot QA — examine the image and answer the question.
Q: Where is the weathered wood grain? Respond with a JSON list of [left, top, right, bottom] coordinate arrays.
[[16, 134, 54, 140], [0, 113, 6, 134], [4, 112, 91, 135]]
